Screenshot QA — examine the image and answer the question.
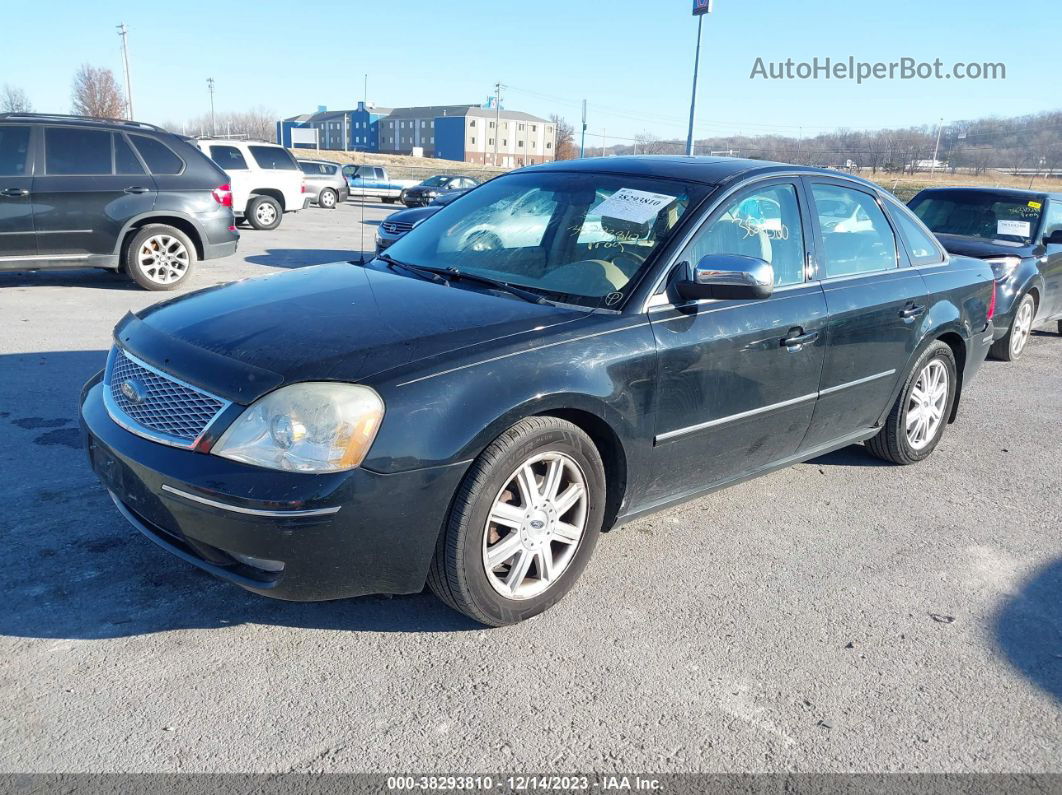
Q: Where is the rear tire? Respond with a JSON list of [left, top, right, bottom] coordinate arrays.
[[318, 188, 337, 209], [866, 341, 956, 465], [1056, 319, 1061, 336], [246, 195, 282, 230], [990, 293, 1035, 362], [427, 417, 606, 627], [123, 224, 196, 291]]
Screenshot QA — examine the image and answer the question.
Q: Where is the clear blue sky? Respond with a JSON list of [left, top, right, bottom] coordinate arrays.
[[3, 0, 1057, 143]]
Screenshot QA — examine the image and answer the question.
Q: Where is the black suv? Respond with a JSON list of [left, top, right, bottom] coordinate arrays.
[[0, 113, 238, 290]]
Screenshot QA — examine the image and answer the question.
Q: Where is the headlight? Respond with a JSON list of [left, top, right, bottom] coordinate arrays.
[[212, 383, 384, 473], [985, 256, 1021, 282]]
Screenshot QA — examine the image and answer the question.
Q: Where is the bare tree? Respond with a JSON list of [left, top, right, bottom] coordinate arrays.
[[550, 114, 576, 160], [183, 107, 276, 141], [1, 84, 32, 113], [71, 64, 127, 119]]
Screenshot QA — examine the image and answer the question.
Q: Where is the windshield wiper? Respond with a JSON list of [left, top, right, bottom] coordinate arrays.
[[436, 267, 550, 305], [377, 252, 448, 285]]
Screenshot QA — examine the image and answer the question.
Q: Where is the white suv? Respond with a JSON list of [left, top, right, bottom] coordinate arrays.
[[194, 139, 308, 230]]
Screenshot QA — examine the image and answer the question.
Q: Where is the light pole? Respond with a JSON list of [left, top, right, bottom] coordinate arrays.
[[687, 0, 713, 157], [206, 77, 216, 136], [116, 23, 133, 119], [930, 117, 944, 178], [580, 99, 587, 159]]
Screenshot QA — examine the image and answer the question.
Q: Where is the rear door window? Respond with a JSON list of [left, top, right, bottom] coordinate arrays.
[[0, 126, 31, 176], [210, 145, 249, 170], [114, 134, 145, 175], [811, 183, 898, 278], [45, 127, 112, 175], [249, 146, 297, 170], [130, 135, 184, 175]]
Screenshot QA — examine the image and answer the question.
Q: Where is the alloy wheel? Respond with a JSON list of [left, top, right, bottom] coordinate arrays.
[[136, 235, 189, 285], [1010, 298, 1034, 358], [482, 451, 588, 600], [906, 359, 948, 450]]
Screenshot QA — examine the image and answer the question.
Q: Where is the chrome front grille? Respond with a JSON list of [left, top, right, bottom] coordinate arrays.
[[381, 221, 414, 234], [104, 348, 229, 448]]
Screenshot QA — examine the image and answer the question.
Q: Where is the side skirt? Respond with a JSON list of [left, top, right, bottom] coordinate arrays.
[[613, 427, 879, 529]]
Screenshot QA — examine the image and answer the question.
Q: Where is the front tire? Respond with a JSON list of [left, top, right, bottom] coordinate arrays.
[[866, 341, 956, 465], [427, 417, 606, 626], [123, 224, 196, 291], [246, 195, 282, 230], [990, 293, 1035, 361], [318, 188, 337, 209]]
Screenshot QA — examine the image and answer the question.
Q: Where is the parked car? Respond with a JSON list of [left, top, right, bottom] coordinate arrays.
[[80, 157, 996, 626], [341, 164, 418, 203], [375, 189, 467, 252], [297, 158, 348, 209], [909, 187, 1062, 360], [0, 113, 237, 290], [400, 174, 480, 207], [194, 139, 308, 230]]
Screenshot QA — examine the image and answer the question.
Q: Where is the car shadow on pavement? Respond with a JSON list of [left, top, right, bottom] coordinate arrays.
[[994, 558, 1062, 702], [0, 269, 141, 290], [0, 349, 479, 639], [244, 249, 370, 269], [809, 444, 890, 468]]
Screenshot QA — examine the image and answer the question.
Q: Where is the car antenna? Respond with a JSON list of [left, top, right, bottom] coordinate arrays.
[[359, 176, 367, 264]]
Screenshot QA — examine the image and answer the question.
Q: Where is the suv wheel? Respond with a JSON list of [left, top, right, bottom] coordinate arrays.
[[247, 195, 282, 230], [318, 188, 337, 209], [866, 341, 956, 465], [427, 417, 605, 626], [124, 225, 196, 291]]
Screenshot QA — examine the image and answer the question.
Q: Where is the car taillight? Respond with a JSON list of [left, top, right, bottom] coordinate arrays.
[[301, 182, 307, 193], [987, 281, 996, 321], [212, 184, 232, 207]]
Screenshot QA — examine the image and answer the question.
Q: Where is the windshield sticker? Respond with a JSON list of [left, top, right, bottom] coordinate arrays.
[[1028, 201, 1042, 210], [997, 219, 1031, 238], [591, 188, 676, 225]]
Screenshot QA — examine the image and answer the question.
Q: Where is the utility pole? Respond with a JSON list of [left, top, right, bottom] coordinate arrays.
[[116, 23, 133, 119], [207, 77, 216, 136], [493, 81, 504, 167], [601, 129, 607, 157], [363, 74, 368, 106], [930, 117, 944, 178], [580, 100, 587, 159], [687, 0, 713, 157]]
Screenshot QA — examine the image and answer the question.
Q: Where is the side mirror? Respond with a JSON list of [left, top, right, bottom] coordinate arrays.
[[1044, 229, 1062, 246], [676, 254, 774, 301]]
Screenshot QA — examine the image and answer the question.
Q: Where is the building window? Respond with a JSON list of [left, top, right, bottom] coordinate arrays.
[[518, 124, 525, 131], [489, 121, 495, 129], [469, 119, 476, 128], [470, 137, 476, 145], [429, 137, 434, 144], [531, 125, 537, 132], [502, 139, 507, 146], [518, 140, 524, 147], [488, 138, 494, 146]]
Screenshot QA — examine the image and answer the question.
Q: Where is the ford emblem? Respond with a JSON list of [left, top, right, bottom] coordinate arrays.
[[120, 378, 148, 405], [529, 519, 546, 530]]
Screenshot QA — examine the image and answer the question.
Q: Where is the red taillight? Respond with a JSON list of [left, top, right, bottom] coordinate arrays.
[[212, 183, 232, 207], [301, 182, 307, 193], [987, 281, 997, 321]]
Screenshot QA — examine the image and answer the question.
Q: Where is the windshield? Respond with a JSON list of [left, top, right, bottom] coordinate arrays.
[[909, 191, 1043, 244], [420, 175, 452, 187], [384, 171, 706, 307]]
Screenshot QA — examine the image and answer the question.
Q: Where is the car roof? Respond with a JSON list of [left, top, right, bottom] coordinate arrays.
[[297, 158, 338, 164], [0, 112, 166, 134], [911, 185, 1062, 201], [196, 138, 277, 146], [520, 155, 885, 191]]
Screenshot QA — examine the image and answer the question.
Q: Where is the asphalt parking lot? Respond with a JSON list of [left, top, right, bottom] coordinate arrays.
[[1, 200, 1059, 774]]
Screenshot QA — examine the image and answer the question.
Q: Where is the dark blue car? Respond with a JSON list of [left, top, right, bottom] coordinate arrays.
[[80, 156, 996, 625]]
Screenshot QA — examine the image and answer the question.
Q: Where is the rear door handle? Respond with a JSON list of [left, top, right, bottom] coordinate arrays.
[[0, 187, 29, 197], [124, 186, 151, 194], [781, 328, 819, 351], [900, 303, 926, 319]]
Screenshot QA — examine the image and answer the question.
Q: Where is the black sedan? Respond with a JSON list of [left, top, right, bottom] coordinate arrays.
[[80, 157, 996, 626], [908, 187, 1062, 360], [400, 174, 479, 207], [376, 189, 466, 253]]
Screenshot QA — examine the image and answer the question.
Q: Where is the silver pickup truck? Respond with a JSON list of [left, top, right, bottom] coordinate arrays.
[[341, 164, 419, 204]]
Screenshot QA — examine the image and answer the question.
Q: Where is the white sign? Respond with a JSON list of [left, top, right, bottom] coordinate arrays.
[[997, 219, 1031, 238], [592, 188, 676, 225]]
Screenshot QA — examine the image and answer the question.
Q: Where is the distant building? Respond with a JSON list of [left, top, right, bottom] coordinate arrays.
[[277, 101, 556, 167]]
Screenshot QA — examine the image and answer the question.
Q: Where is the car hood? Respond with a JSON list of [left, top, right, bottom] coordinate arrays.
[[934, 233, 1036, 260], [123, 261, 589, 404], [384, 205, 442, 225]]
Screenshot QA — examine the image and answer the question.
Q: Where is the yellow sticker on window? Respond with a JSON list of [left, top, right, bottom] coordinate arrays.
[[1028, 201, 1042, 209]]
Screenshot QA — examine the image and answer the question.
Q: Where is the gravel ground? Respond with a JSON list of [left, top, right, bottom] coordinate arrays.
[[0, 201, 1059, 774]]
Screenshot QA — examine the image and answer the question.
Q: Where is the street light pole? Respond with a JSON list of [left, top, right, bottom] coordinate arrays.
[[930, 117, 944, 178], [687, 1, 713, 157], [116, 23, 133, 119], [579, 99, 587, 159], [207, 77, 216, 136]]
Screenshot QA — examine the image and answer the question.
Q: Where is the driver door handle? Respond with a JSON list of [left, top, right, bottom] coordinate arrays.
[[781, 328, 819, 352], [124, 186, 151, 194], [1, 187, 29, 197], [899, 303, 926, 319]]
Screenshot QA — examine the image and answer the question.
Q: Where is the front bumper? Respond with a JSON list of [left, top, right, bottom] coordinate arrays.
[[80, 375, 467, 601]]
